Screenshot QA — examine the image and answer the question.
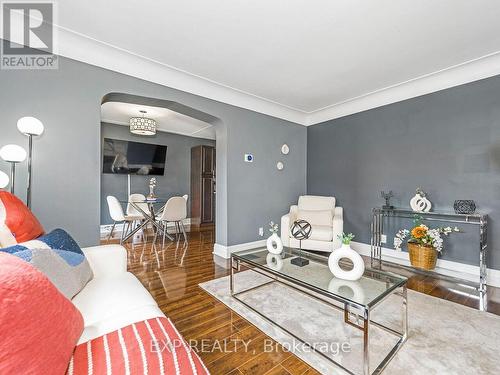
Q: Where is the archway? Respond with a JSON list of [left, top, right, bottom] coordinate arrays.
[[100, 92, 227, 247]]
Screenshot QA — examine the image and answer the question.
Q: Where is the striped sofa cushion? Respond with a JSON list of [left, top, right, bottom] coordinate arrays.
[[68, 317, 209, 375]]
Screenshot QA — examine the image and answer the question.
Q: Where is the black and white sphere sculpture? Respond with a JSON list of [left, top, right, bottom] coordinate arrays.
[[291, 220, 312, 241]]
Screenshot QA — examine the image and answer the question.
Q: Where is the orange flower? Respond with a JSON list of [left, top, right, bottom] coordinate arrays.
[[411, 226, 427, 239]]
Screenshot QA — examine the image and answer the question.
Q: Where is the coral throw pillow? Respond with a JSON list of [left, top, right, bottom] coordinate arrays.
[[0, 252, 84, 375], [68, 317, 209, 375], [0, 191, 44, 247]]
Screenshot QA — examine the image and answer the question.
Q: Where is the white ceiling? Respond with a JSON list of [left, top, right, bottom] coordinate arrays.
[[18, 1, 500, 124], [101, 102, 216, 140]]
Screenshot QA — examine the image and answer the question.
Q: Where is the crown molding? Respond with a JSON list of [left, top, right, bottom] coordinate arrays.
[[55, 26, 500, 127], [55, 26, 308, 125], [305, 50, 500, 125]]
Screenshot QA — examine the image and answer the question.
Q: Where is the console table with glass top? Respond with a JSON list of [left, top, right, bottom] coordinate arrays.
[[371, 207, 488, 310]]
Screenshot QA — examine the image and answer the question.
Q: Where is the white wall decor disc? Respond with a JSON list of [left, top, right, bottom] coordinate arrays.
[[281, 144, 289, 155], [276, 161, 284, 171], [266, 253, 284, 271], [328, 244, 365, 281], [266, 233, 283, 254], [410, 188, 432, 212]]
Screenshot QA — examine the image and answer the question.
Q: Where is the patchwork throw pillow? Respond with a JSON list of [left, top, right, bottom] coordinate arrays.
[[0, 228, 93, 299], [0, 191, 44, 247], [68, 317, 209, 375], [0, 252, 84, 375]]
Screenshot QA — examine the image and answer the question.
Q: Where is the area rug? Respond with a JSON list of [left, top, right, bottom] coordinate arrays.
[[199, 270, 500, 374]]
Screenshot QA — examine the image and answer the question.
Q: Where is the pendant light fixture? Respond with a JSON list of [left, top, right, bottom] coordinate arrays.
[[130, 110, 156, 136]]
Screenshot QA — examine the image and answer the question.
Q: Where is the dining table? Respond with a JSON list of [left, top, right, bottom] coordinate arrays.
[[118, 198, 174, 243]]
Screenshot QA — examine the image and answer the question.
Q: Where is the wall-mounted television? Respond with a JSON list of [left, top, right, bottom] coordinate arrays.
[[102, 138, 167, 175]]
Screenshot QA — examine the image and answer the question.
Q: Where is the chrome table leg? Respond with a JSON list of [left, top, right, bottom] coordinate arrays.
[[363, 308, 370, 375]]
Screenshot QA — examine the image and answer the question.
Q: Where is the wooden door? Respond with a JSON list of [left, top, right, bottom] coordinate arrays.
[[202, 146, 215, 176]]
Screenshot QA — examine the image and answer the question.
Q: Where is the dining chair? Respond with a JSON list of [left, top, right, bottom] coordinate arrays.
[[127, 193, 149, 241], [154, 196, 188, 246], [106, 195, 142, 244], [127, 193, 148, 216]]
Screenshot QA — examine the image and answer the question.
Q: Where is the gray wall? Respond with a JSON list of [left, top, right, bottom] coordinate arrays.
[[0, 55, 307, 247], [307, 75, 500, 269], [100, 122, 215, 225]]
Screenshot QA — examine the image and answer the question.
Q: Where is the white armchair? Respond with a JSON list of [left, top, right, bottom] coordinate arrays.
[[281, 195, 343, 252]]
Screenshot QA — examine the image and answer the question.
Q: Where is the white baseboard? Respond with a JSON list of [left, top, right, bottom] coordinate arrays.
[[213, 239, 267, 259], [100, 219, 192, 235], [351, 241, 500, 288]]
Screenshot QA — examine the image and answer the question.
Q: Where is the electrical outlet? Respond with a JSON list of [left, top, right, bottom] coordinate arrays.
[[381, 234, 387, 244], [259, 227, 264, 236]]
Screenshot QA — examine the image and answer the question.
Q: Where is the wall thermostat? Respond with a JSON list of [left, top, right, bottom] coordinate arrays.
[[244, 153, 254, 162]]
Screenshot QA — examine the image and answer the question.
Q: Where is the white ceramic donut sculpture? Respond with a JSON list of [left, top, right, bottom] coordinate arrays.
[[266, 252, 284, 271], [328, 245, 365, 281], [410, 194, 432, 212], [266, 233, 283, 254]]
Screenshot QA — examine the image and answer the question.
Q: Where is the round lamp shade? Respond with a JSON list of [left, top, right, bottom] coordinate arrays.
[[0, 170, 9, 189], [0, 144, 27, 162], [130, 117, 156, 136], [17, 116, 44, 136]]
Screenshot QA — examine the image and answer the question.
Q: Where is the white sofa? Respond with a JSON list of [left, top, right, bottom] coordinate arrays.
[[73, 244, 165, 344], [281, 195, 343, 253]]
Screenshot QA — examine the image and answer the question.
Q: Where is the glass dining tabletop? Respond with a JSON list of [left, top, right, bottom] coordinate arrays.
[[118, 198, 169, 204], [232, 247, 407, 308]]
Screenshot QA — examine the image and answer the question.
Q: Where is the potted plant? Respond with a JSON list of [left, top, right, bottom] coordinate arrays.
[[339, 232, 355, 247], [394, 216, 459, 270]]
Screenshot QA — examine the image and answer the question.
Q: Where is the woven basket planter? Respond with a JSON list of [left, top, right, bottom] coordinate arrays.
[[408, 242, 437, 270]]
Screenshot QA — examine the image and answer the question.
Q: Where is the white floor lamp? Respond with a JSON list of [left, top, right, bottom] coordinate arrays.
[[0, 145, 27, 194], [17, 117, 44, 208], [0, 170, 9, 190]]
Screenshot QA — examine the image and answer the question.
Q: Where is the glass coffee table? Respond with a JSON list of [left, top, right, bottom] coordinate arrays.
[[230, 247, 408, 375]]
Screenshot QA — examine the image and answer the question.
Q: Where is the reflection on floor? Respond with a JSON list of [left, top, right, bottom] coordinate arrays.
[[101, 228, 500, 375], [103, 228, 320, 375]]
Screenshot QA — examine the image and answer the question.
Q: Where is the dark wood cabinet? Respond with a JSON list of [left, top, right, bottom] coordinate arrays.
[[191, 145, 215, 227]]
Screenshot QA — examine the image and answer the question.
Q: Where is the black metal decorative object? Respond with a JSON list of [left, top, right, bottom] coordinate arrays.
[[454, 200, 476, 214], [380, 190, 394, 210], [290, 220, 311, 267]]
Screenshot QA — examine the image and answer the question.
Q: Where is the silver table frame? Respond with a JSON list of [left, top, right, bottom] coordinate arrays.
[[371, 207, 488, 311], [230, 253, 408, 375], [122, 201, 174, 243]]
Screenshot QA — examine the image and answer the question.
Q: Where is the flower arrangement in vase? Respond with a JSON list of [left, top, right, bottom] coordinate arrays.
[[339, 232, 355, 246], [147, 177, 157, 200], [266, 221, 283, 254], [394, 215, 459, 270]]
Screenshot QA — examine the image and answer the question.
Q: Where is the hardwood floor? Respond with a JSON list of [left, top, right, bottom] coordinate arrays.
[[104, 228, 320, 375], [103, 228, 500, 375]]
